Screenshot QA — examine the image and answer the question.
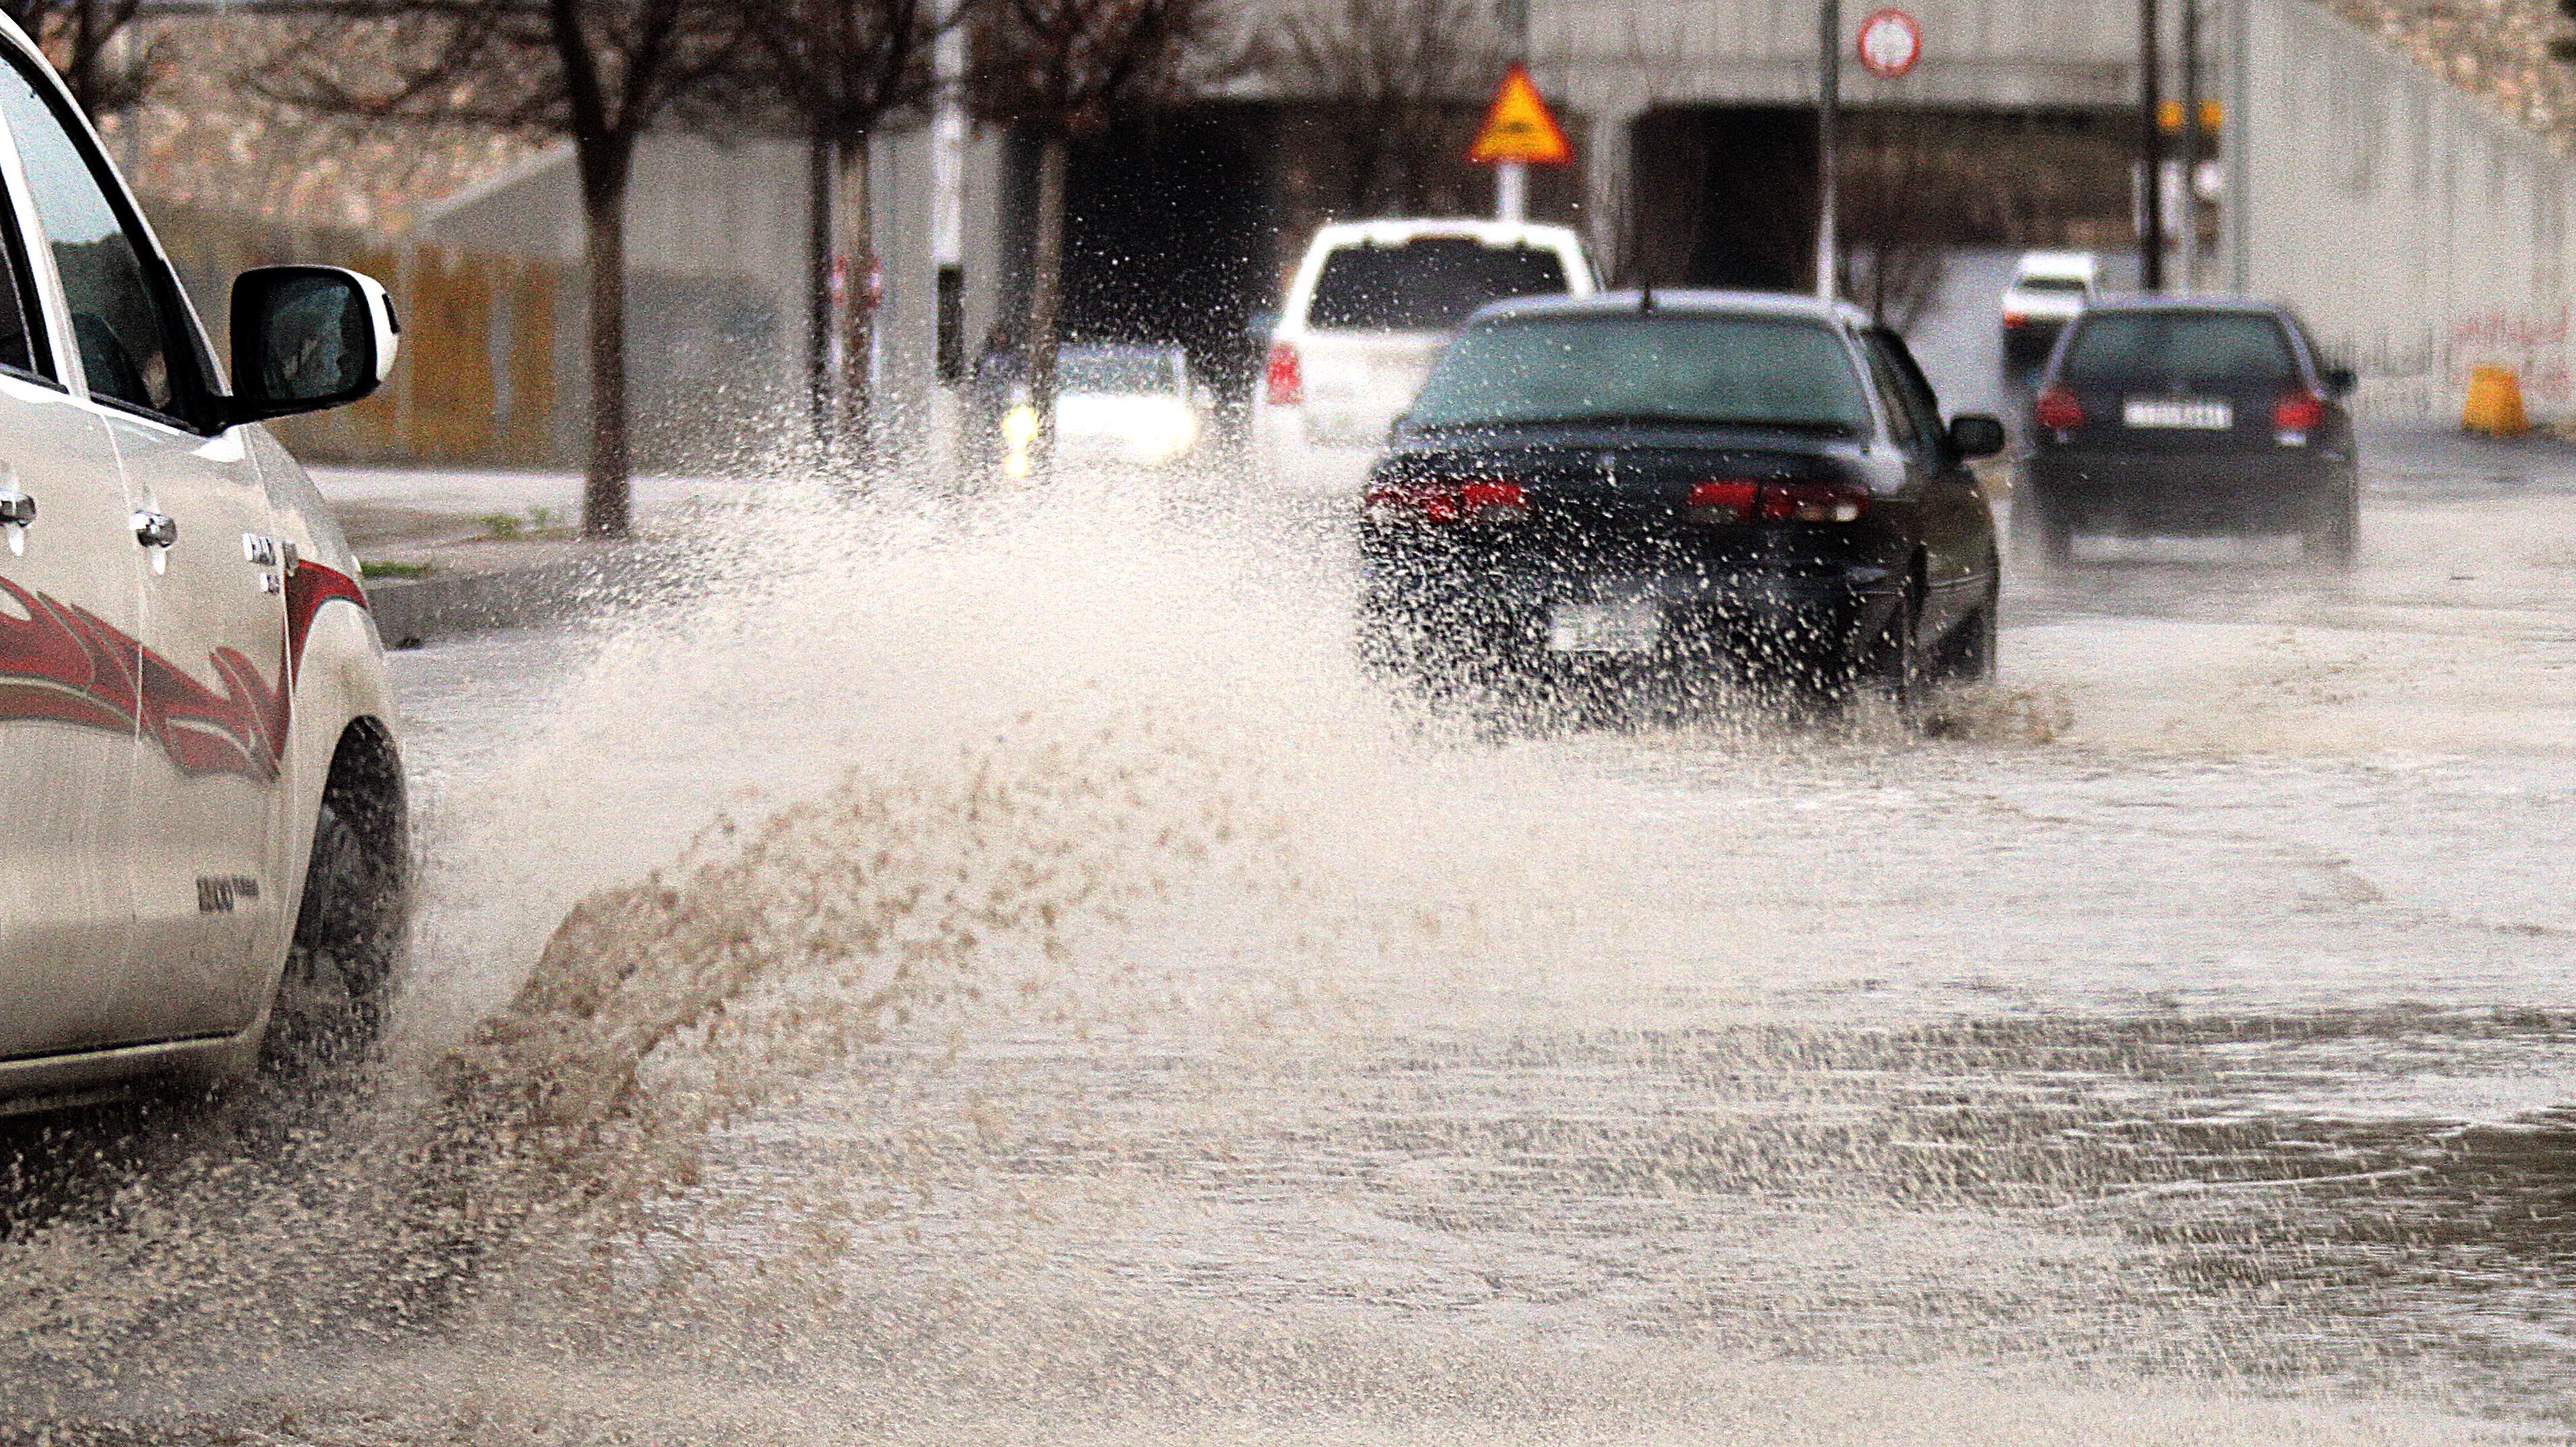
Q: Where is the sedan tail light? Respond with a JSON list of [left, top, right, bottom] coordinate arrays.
[[1264, 342, 1303, 406], [1684, 477, 1866, 526], [2271, 392, 2324, 435], [2033, 387, 2085, 431], [1756, 479, 1869, 523], [1364, 478, 1527, 525], [1684, 479, 1760, 524], [2002, 312, 2030, 329]]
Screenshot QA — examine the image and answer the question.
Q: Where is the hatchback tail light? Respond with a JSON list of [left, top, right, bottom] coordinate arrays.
[[2034, 387, 2084, 431], [1264, 342, 1303, 407], [2271, 392, 2324, 435]]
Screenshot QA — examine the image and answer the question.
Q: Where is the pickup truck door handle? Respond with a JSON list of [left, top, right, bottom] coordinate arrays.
[[131, 511, 176, 548]]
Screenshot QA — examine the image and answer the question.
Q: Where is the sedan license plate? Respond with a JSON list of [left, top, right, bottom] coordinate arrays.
[[2122, 398, 2233, 430], [1547, 601, 1662, 654]]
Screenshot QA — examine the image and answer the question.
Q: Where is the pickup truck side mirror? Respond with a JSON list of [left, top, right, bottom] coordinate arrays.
[[1948, 413, 2008, 459], [2324, 365, 2359, 397], [225, 265, 400, 426]]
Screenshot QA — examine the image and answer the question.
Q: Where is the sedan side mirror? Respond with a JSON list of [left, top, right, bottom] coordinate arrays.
[[226, 265, 400, 426], [1948, 413, 2008, 459], [2324, 365, 2359, 397]]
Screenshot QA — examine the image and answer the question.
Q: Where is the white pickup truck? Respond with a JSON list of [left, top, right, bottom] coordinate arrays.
[[1252, 219, 1597, 497], [0, 12, 409, 1113]]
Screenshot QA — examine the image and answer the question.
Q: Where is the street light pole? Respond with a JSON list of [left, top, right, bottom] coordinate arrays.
[[2139, 0, 2165, 291], [1817, 0, 1840, 300], [2178, 0, 2200, 292]]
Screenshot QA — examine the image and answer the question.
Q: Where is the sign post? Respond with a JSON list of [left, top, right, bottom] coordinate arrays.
[[1816, 0, 1840, 299], [1828, 9, 1922, 300], [1470, 65, 1573, 223]]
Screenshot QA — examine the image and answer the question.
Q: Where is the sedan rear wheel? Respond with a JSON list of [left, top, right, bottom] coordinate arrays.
[[1858, 584, 1925, 728]]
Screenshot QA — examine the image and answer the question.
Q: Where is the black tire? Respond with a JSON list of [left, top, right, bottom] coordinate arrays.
[[1939, 580, 2000, 685], [2012, 491, 2073, 568], [1860, 583, 1925, 728], [262, 798, 404, 1076], [2305, 482, 2359, 569]]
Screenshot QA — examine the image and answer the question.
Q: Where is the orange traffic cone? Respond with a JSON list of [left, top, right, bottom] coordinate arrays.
[[2464, 365, 2529, 437]]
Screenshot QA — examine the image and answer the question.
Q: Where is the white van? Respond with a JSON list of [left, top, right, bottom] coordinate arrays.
[[1252, 220, 1596, 495]]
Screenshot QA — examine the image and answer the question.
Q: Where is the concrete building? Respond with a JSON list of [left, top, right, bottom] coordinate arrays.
[[417, 0, 2576, 471]]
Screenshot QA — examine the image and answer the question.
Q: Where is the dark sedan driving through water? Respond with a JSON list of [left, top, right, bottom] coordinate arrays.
[[1356, 291, 2007, 717]]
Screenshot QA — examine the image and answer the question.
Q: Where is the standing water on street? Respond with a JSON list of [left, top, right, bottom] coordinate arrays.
[[3, 428, 2575, 1443]]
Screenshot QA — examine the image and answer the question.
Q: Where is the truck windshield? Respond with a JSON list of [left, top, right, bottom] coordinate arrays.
[[2062, 312, 2299, 384], [1406, 313, 1874, 434], [1308, 239, 1569, 332]]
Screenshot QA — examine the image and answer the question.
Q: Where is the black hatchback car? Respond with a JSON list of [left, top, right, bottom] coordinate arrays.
[[2021, 298, 2359, 566], [1357, 291, 2006, 713]]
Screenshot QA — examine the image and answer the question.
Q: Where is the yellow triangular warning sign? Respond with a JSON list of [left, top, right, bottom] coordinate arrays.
[[1468, 65, 1572, 167]]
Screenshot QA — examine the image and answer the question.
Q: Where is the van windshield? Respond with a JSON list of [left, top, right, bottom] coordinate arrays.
[[1308, 238, 1569, 332], [1407, 312, 1873, 434]]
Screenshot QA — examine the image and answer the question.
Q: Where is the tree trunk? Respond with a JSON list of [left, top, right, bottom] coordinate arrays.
[[1023, 132, 1068, 474], [839, 130, 875, 468], [805, 132, 836, 448], [578, 142, 635, 537]]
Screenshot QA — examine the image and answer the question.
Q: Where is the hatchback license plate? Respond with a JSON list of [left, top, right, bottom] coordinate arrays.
[[2122, 398, 2233, 430], [1548, 601, 1662, 654]]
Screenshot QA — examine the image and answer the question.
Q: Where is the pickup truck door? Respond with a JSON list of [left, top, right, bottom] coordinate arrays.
[[0, 55, 289, 1046], [0, 76, 143, 1059]]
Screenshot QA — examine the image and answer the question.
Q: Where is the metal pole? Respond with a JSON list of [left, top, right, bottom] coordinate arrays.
[[2179, 0, 2200, 291], [2140, 0, 2165, 291], [2224, 0, 2253, 292], [1497, 0, 1531, 222], [1817, 0, 1840, 300]]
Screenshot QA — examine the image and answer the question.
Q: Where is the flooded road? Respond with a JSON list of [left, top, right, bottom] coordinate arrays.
[[7, 429, 2576, 1443]]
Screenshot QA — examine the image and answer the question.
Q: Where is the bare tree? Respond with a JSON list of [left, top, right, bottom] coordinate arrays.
[[731, 0, 938, 456], [969, 0, 1215, 471], [2, 0, 157, 118], [1835, 114, 1958, 332], [1254, 0, 1502, 219], [256, 0, 743, 536]]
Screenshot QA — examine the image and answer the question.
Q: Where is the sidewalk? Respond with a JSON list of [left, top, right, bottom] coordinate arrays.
[[308, 465, 761, 645]]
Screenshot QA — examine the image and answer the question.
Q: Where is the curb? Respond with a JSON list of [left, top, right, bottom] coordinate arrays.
[[363, 547, 649, 648]]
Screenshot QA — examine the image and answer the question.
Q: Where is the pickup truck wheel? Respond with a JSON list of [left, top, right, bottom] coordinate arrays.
[[262, 799, 402, 1076]]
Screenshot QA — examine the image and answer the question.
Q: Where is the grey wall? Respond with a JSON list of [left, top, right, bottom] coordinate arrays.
[[2238, 0, 2576, 421]]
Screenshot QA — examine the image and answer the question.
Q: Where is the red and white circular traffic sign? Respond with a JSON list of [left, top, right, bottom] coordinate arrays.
[[1856, 8, 1923, 80]]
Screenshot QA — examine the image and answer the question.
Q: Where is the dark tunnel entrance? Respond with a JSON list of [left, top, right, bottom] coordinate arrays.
[[1626, 105, 2142, 298]]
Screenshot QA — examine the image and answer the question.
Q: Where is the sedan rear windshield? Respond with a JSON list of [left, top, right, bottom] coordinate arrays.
[[2061, 312, 2299, 385], [1406, 314, 1875, 435], [1307, 239, 1569, 332]]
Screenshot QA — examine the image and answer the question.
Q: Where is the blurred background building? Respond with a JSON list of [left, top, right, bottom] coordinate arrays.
[[95, 0, 2576, 470]]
